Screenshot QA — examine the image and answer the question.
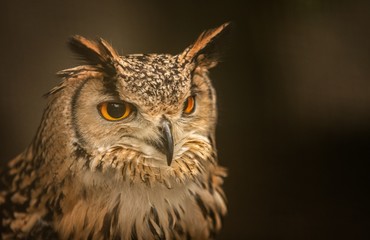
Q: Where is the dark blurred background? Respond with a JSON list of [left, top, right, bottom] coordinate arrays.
[[1, 0, 370, 239]]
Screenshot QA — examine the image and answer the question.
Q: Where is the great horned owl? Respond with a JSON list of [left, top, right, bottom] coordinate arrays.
[[0, 23, 229, 239]]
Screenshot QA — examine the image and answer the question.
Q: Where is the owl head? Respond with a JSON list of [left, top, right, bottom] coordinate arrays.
[[48, 23, 230, 185]]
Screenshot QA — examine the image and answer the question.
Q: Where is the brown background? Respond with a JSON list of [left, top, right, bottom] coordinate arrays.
[[1, 1, 370, 239]]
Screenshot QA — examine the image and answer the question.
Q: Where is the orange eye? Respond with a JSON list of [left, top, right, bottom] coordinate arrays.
[[183, 96, 196, 114], [98, 101, 133, 121]]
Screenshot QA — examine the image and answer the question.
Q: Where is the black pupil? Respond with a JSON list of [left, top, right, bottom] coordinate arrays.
[[183, 99, 189, 110], [107, 103, 125, 118]]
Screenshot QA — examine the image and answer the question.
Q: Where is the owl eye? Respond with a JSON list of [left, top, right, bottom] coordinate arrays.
[[98, 101, 133, 121], [183, 96, 196, 114]]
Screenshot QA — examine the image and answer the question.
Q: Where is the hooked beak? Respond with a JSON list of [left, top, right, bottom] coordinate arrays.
[[161, 119, 174, 166]]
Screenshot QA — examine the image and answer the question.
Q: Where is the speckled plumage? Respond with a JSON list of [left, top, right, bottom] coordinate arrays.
[[0, 23, 230, 239]]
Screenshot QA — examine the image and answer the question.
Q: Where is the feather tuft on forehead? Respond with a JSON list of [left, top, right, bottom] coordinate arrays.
[[178, 22, 231, 69], [68, 35, 121, 76]]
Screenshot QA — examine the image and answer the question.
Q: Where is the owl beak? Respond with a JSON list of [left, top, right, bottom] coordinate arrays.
[[161, 119, 174, 166]]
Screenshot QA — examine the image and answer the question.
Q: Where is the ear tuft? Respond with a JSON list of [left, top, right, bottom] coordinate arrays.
[[68, 35, 120, 76], [179, 22, 231, 69]]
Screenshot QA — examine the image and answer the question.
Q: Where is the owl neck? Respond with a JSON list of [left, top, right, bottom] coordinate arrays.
[[53, 165, 226, 239]]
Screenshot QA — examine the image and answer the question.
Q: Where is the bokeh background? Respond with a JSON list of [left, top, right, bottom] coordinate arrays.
[[1, 1, 370, 239]]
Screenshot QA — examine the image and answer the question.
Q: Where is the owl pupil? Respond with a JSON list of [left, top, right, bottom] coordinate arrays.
[[107, 103, 125, 118]]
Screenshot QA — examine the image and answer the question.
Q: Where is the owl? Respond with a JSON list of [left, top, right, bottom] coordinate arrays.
[[0, 23, 229, 239]]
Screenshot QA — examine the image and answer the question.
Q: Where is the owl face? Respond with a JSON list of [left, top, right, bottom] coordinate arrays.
[[53, 23, 229, 180], [73, 53, 217, 167]]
